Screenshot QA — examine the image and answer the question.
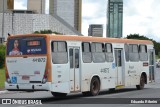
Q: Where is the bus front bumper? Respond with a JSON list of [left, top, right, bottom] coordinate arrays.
[[5, 82, 50, 91]]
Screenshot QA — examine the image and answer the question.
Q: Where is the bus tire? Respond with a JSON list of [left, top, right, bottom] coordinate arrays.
[[109, 88, 115, 92], [51, 92, 67, 98], [89, 77, 100, 96], [136, 75, 145, 90], [82, 91, 90, 96]]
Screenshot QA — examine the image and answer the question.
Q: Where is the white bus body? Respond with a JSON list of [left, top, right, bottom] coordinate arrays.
[[5, 34, 155, 97]]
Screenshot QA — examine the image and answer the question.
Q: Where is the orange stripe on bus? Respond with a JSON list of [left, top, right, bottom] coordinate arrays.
[[49, 35, 153, 45], [7, 34, 153, 45], [46, 36, 52, 82]]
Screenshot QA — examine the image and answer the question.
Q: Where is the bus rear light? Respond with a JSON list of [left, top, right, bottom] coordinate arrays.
[[6, 78, 11, 83], [42, 70, 48, 84], [43, 74, 47, 79], [6, 70, 11, 83], [42, 78, 47, 84], [6, 74, 11, 83], [6, 74, 9, 79]]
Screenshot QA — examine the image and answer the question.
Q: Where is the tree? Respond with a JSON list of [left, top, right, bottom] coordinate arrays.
[[34, 30, 61, 34], [0, 45, 6, 68], [34, 31, 40, 34], [126, 34, 160, 56], [126, 34, 150, 40]]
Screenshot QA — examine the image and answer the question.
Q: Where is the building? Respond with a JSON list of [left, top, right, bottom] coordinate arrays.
[[0, 10, 82, 40], [49, 0, 82, 32], [88, 24, 103, 37], [27, 0, 45, 14], [0, 0, 46, 14], [0, 0, 14, 42], [0, 0, 82, 41], [0, 0, 14, 12], [107, 0, 123, 38]]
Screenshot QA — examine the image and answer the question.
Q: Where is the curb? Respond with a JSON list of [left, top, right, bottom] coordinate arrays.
[[0, 90, 7, 94]]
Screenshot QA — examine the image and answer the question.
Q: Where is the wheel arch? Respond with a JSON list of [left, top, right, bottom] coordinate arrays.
[[141, 72, 147, 84], [89, 75, 101, 88]]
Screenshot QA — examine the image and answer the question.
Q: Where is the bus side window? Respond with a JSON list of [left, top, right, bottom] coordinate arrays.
[[82, 42, 92, 63], [105, 43, 113, 62], [124, 44, 129, 62], [129, 44, 139, 62], [51, 41, 68, 64], [139, 45, 148, 61], [91, 43, 105, 63]]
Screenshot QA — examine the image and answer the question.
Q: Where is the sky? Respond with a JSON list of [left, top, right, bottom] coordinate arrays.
[[14, 0, 160, 42]]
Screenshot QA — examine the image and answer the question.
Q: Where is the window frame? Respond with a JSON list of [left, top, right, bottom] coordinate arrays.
[[91, 42, 105, 53], [129, 44, 139, 62], [82, 42, 91, 52], [91, 42, 105, 63], [139, 44, 148, 61], [105, 43, 113, 62], [51, 41, 68, 64], [82, 42, 92, 63], [129, 44, 139, 53], [105, 43, 113, 53], [139, 44, 147, 53], [52, 41, 67, 52]]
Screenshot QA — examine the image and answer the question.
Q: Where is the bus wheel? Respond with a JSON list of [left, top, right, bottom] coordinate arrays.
[[109, 88, 115, 92], [136, 75, 145, 90], [51, 92, 67, 98], [90, 77, 100, 96], [82, 91, 90, 96]]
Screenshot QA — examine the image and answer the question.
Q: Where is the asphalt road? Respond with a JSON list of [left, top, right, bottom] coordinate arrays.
[[0, 68, 160, 107]]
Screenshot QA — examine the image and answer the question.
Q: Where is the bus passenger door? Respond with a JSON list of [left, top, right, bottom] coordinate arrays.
[[114, 49, 124, 86], [149, 49, 155, 82], [69, 47, 81, 92]]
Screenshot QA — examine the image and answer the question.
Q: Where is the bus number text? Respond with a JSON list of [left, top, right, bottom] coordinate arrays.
[[32, 58, 46, 62], [101, 68, 109, 73]]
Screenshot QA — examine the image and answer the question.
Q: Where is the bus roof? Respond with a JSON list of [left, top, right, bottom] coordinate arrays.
[[8, 34, 153, 45]]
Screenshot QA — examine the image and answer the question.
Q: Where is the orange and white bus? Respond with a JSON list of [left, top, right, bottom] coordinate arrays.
[[5, 34, 155, 97]]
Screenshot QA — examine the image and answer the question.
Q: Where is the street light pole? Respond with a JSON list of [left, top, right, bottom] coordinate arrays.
[[2, 0, 5, 42]]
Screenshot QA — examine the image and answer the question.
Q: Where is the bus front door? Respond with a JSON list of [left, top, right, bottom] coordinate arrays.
[[114, 49, 124, 86], [69, 47, 81, 92]]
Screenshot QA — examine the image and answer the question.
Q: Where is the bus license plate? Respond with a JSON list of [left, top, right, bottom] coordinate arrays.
[[22, 76, 30, 80]]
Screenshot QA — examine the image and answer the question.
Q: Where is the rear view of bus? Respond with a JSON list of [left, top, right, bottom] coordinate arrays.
[[5, 35, 49, 91]]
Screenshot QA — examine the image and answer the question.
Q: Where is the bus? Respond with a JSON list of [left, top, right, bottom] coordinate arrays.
[[5, 34, 155, 97]]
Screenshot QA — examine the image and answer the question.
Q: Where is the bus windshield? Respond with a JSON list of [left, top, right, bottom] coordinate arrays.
[[7, 37, 47, 56]]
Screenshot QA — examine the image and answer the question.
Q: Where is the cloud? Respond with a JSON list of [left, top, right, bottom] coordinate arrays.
[[82, 0, 106, 36], [82, 0, 160, 42], [45, 0, 49, 14], [123, 0, 160, 41], [13, 0, 160, 42], [14, 0, 27, 10]]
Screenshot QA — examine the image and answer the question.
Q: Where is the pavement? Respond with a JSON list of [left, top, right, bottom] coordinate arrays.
[[0, 68, 159, 107]]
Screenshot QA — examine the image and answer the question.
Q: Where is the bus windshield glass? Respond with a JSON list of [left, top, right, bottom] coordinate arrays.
[[7, 37, 47, 56]]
